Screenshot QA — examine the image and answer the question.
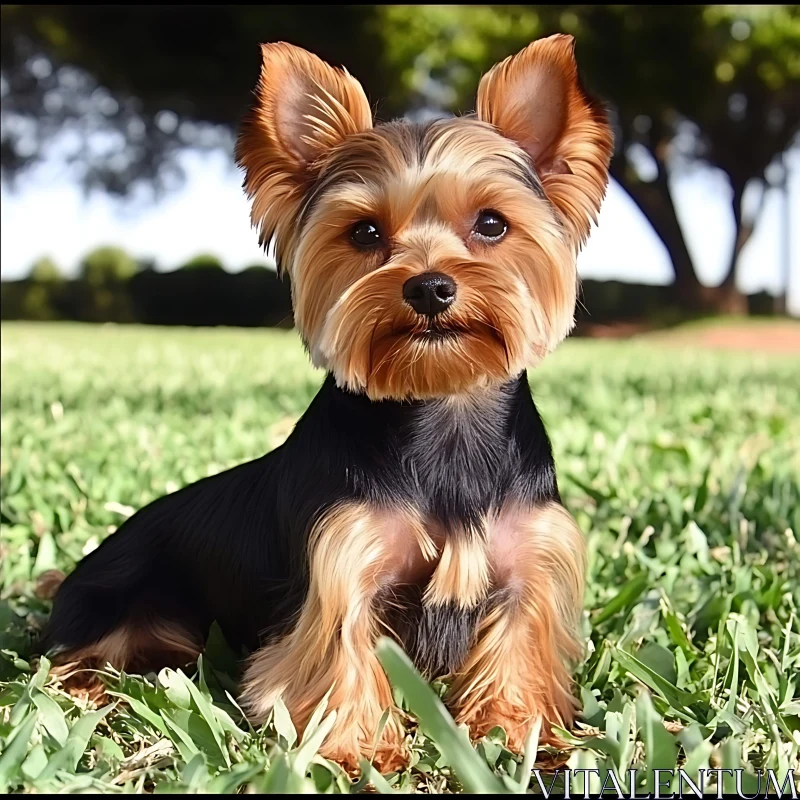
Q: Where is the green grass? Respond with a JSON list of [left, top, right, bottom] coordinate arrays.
[[1, 321, 799, 794]]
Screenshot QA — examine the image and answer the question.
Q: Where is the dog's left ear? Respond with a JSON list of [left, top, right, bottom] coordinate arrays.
[[236, 42, 373, 265], [477, 34, 613, 249]]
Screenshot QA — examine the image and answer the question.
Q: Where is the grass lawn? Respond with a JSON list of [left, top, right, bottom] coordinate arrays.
[[1, 321, 799, 794]]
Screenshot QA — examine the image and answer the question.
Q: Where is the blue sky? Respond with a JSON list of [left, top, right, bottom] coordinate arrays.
[[1, 144, 798, 315]]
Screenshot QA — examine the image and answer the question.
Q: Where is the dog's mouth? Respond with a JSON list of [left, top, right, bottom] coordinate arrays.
[[393, 319, 469, 343], [406, 321, 506, 350], [412, 327, 462, 342], [375, 318, 509, 362]]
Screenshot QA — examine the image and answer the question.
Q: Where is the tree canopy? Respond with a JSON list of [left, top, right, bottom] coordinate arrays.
[[0, 6, 394, 194]]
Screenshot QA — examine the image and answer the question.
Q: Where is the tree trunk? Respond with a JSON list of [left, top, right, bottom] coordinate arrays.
[[610, 154, 708, 311], [714, 179, 758, 315]]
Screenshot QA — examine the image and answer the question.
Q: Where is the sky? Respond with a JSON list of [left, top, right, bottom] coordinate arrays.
[[1, 143, 798, 315]]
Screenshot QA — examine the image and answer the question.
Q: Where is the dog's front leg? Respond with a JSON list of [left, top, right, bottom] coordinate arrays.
[[448, 502, 587, 751], [240, 502, 435, 772]]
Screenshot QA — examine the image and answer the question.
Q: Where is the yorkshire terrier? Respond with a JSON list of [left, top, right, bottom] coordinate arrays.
[[41, 34, 612, 771]]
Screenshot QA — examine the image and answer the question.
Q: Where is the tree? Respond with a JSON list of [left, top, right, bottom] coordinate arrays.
[[79, 246, 138, 285], [580, 5, 799, 312], [0, 6, 394, 196], [3, 6, 798, 312]]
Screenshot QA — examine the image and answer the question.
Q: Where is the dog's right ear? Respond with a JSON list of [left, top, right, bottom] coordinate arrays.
[[236, 43, 372, 261]]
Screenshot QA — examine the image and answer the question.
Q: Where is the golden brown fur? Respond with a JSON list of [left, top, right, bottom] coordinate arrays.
[[239, 503, 437, 772], [423, 531, 489, 610], [239, 500, 586, 767], [476, 34, 614, 251], [50, 619, 202, 703], [235, 42, 373, 255], [449, 502, 587, 748], [236, 35, 612, 402]]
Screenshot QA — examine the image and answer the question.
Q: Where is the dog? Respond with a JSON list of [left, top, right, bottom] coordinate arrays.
[[40, 34, 612, 771]]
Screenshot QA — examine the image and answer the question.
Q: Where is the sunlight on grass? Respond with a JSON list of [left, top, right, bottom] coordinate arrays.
[[1, 322, 798, 793]]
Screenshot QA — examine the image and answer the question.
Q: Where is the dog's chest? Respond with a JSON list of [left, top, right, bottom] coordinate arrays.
[[287, 376, 559, 594], [396, 395, 517, 526]]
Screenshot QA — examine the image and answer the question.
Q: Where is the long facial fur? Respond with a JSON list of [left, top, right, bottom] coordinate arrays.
[[236, 36, 613, 400]]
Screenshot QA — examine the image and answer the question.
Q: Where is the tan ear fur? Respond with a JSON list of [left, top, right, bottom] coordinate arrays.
[[235, 43, 372, 261], [477, 34, 613, 249]]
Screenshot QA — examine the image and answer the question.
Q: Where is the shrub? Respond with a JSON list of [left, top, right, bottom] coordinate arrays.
[[79, 246, 138, 286]]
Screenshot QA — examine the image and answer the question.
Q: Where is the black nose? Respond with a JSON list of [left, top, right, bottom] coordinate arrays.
[[402, 272, 457, 317]]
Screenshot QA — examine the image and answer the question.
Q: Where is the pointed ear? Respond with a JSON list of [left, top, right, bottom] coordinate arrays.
[[477, 34, 613, 249], [235, 42, 372, 260]]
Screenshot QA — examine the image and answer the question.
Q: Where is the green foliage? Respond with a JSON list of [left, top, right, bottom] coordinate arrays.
[[13, 259, 67, 321], [704, 5, 800, 92], [28, 257, 63, 284], [376, 5, 799, 166], [18, 285, 57, 322], [1, 322, 798, 792], [2, 252, 293, 327], [242, 262, 276, 274], [377, 5, 543, 114], [78, 246, 138, 286], [0, 5, 394, 194], [179, 253, 226, 271]]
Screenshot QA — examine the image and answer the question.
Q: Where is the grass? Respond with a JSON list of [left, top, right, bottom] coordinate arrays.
[[1, 321, 799, 794]]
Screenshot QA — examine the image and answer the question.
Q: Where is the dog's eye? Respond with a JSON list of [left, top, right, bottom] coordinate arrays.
[[473, 211, 508, 240], [351, 221, 382, 247]]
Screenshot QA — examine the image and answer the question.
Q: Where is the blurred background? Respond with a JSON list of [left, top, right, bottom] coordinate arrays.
[[1, 4, 798, 329]]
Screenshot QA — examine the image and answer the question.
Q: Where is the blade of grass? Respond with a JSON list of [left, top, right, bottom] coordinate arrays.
[[513, 716, 541, 793], [375, 637, 509, 794], [359, 759, 398, 794], [594, 574, 649, 624], [0, 712, 37, 793]]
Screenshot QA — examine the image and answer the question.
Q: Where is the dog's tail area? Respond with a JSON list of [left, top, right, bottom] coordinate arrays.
[[39, 519, 155, 657], [38, 500, 204, 695]]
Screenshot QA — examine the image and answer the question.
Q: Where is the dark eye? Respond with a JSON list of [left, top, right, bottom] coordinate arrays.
[[473, 210, 507, 240], [351, 220, 382, 247]]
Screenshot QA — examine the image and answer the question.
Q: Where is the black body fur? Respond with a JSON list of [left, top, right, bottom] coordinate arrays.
[[41, 370, 559, 679]]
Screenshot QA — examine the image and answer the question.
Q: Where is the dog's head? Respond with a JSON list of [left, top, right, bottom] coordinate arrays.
[[236, 35, 613, 401]]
